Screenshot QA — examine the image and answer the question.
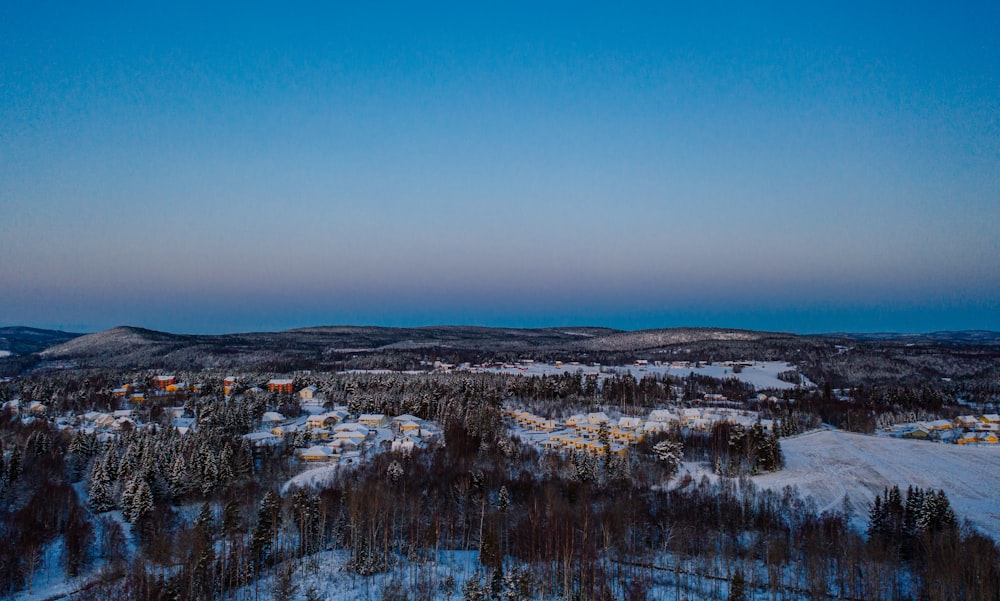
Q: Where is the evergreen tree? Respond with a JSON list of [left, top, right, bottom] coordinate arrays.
[[88, 476, 116, 513], [728, 568, 746, 601], [6, 446, 21, 482], [127, 476, 154, 524], [652, 439, 683, 480], [251, 491, 282, 566]]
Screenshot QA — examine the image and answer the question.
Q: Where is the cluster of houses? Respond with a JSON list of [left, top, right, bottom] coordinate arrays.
[[505, 405, 773, 457], [897, 414, 1000, 445], [2, 399, 49, 415], [247, 410, 443, 463]]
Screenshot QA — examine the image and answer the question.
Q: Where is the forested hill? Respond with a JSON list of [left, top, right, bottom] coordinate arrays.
[[0, 326, 82, 355], [0, 324, 986, 387]]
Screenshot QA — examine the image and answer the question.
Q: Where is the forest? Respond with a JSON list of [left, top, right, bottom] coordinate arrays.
[[0, 367, 998, 600]]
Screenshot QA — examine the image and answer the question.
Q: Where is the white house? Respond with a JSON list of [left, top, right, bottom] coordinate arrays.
[[359, 413, 388, 427], [262, 411, 285, 424], [587, 412, 610, 425]]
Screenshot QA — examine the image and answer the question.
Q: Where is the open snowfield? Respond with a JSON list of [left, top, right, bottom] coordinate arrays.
[[753, 430, 1000, 538], [475, 360, 811, 391]]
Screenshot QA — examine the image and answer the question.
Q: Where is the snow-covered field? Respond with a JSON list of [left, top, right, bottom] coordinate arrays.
[[476, 360, 811, 391], [753, 430, 1000, 538]]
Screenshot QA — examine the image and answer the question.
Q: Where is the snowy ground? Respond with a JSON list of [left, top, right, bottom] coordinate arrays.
[[473, 360, 811, 391], [753, 430, 1000, 538], [0, 350, 12, 358]]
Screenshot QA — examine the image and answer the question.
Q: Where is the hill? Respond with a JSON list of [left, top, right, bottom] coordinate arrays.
[[24, 324, 1000, 387], [754, 430, 1000, 538], [0, 326, 82, 355]]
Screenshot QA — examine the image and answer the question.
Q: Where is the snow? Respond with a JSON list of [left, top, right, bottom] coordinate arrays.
[[474, 360, 812, 391], [753, 429, 1000, 538], [0, 350, 12, 358]]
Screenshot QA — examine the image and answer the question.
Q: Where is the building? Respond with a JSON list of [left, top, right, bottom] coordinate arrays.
[[268, 379, 294, 394], [359, 413, 388, 428], [152, 375, 177, 389]]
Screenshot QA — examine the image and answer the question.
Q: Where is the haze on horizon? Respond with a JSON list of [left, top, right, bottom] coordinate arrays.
[[2, 2, 998, 336]]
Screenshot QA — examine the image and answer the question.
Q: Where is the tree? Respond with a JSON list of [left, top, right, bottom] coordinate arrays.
[[387, 459, 404, 485], [728, 568, 746, 601], [652, 439, 683, 480], [130, 478, 154, 524]]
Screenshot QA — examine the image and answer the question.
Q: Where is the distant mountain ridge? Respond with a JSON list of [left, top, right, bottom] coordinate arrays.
[[0, 326, 83, 355], [823, 330, 1000, 345], [4, 324, 996, 384]]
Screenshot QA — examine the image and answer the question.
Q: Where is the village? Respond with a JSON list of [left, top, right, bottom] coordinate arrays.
[[503, 399, 775, 457], [887, 413, 1000, 445], [1, 373, 444, 468]]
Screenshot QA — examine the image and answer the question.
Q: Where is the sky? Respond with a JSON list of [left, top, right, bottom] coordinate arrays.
[[2, 1, 998, 335]]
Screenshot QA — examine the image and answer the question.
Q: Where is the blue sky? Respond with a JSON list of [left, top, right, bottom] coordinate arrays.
[[2, 2, 998, 334]]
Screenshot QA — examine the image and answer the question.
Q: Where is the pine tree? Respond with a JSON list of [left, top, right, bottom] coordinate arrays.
[[868, 495, 886, 540], [168, 455, 192, 501], [728, 568, 746, 601], [131, 478, 154, 524], [652, 439, 683, 480], [251, 491, 282, 566], [120, 475, 138, 520], [497, 485, 511, 513], [6, 446, 21, 482], [88, 476, 116, 513]]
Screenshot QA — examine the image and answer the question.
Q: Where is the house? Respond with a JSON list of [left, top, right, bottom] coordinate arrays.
[[330, 438, 360, 452], [643, 420, 666, 433], [982, 414, 1000, 424], [309, 428, 331, 440], [271, 424, 301, 436], [565, 414, 587, 428], [299, 445, 337, 461], [153, 375, 177, 389], [587, 412, 610, 425], [529, 418, 557, 432], [398, 421, 422, 435], [87, 412, 117, 428], [298, 385, 319, 400], [262, 411, 285, 424], [224, 376, 237, 396], [306, 414, 329, 429], [268, 379, 294, 394], [618, 416, 643, 430], [957, 432, 981, 445], [955, 415, 980, 428], [392, 414, 422, 427], [243, 431, 280, 446], [358, 413, 388, 428], [391, 436, 419, 454], [130, 393, 146, 403], [902, 426, 931, 440], [922, 419, 953, 431], [26, 401, 47, 414], [165, 382, 187, 393], [649, 409, 677, 423]]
